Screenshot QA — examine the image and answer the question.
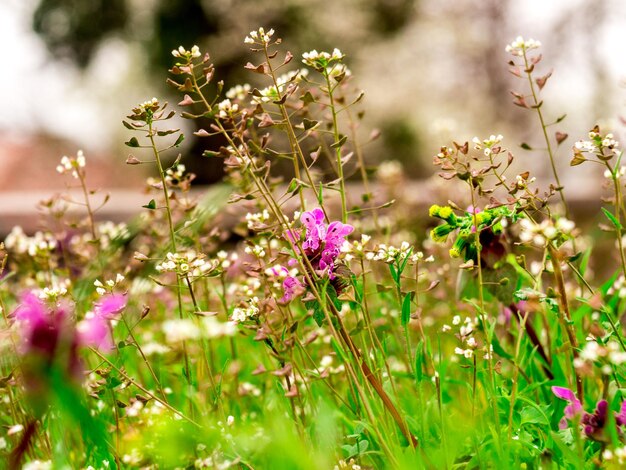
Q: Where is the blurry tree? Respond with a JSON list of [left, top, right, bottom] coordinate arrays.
[[31, 0, 420, 183]]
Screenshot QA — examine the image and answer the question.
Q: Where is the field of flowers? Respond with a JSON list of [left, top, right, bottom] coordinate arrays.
[[2, 29, 626, 469]]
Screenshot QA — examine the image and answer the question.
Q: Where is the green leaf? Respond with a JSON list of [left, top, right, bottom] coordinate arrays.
[[125, 136, 140, 147], [330, 134, 348, 149], [401, 293, 412, 326], [556, 114, 567, 123], [142, 199, 157, 210], [173, 133, 185, 147], [302, 118, 319, 130], [602, 207, 622, 230], [520, 142, 532, 150], [157, 129, 180, 136]]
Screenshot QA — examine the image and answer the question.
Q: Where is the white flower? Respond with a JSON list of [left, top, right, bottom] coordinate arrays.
[[231, 297, 260, 323], [505, 36, 541, 56], [244, 27, 275, 45], [162, 319, 201, 343]]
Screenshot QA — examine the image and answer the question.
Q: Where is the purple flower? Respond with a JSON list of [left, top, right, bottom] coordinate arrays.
[[553, 386, 626, 441], [94, 293, 127, 319], [13, 292, 68, 357], [297, 209, 353, 278], [77, 314, 112, 351], [552, 386, 583, 429], [78, 294, 127, 351], [280, 275, 305, 304]]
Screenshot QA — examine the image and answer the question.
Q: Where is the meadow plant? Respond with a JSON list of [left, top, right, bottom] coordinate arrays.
[[1, 29, 626, 469]]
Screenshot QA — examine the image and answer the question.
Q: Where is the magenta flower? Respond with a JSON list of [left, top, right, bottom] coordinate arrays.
[[553, 386, 626, 441], [552, 386, 583, 429], [297, 209, 353, 278], [280, 275, 304, 304], [94, 293, 127, 319], [13, 292, 69, 357], [78, 294, 127, 351], [77, 314, 112, 351]]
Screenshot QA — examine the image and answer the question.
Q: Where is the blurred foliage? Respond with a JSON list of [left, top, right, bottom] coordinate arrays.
[[31, 0, 422, 183], [33, 0, 128, 68]]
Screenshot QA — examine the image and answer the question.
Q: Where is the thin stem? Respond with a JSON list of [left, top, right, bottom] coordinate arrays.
[[324, 72, 348, 223], [522, 50, 569, 218], [91, 348, 200, 427]]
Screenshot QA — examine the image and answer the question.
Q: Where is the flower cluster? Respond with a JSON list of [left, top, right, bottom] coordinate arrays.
[[291, 208, 353, 279], [217, 98, 239, 119], [518, 217, 575, 248], [244, 27, 275, 45], [171, 45, 201, 59], [225, 84, 251, 101], [37, 279, 71, 301], [231, 297, 260, 323], [251, 69, 308, 104], [5, 227, 57, 258], [505, 36, 541, 56], [472, 134, 504, 157], [264, 264, 304, 304], [574, 340, 626, 375], [429, 204, 513, 260], [161, 317, 236, 344], [302, 49, 345, 70], [93, 273, 124, 296], [246, 209, 270, 230], [155, 251, 217, 277], [572, 127, 620, 163], [56, 150, 86, 179], [552, 386, 626, 441]]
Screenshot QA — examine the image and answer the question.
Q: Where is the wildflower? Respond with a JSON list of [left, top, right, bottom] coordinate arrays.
[[56, 150, 86, 179], [302, 48, 345, 70], [231, 297, 260, 323], [226, 83, 251, 101], [292, 208, 354, 278], [505, 36, 541, 56], [171, 45, 201, 59], [244, 27, 275, 45], [77, 294, 127, 351], [162, 319, 201, 343], [552, 386, 626, 441]]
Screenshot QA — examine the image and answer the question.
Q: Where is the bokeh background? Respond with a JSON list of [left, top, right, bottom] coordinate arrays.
[[1, 0, 625, 196]]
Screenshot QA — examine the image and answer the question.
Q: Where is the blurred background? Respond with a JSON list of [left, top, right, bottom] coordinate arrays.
[[1, 0, 625, 207]]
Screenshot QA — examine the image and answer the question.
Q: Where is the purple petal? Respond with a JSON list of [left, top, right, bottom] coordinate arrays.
[[552, 386, 577, 402], [13, 292, 47, 325], [77, 315, 112, 351], [617, 400, 626, 426], [94, 294, 127, 319], [564, 402, 583, 420], [300, 209, 324, 229], [595, 400, 608, 421]]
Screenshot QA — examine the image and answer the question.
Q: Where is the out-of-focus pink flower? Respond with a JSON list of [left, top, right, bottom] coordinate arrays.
[[78, 294, 127, 351], [12, 292, 67, 357], [77, 314, 112, 351], [94, 293, 127, 318]]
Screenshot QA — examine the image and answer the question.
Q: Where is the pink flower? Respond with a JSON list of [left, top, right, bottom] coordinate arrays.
[[280, 275, 305, 304], [78, 294, 127, 351], [297, 209, 353, 278], [94, 294, 127, 319], [77, 314, 112, 351], [553, 386, 626, 441], [552, 386, 583, 429]]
